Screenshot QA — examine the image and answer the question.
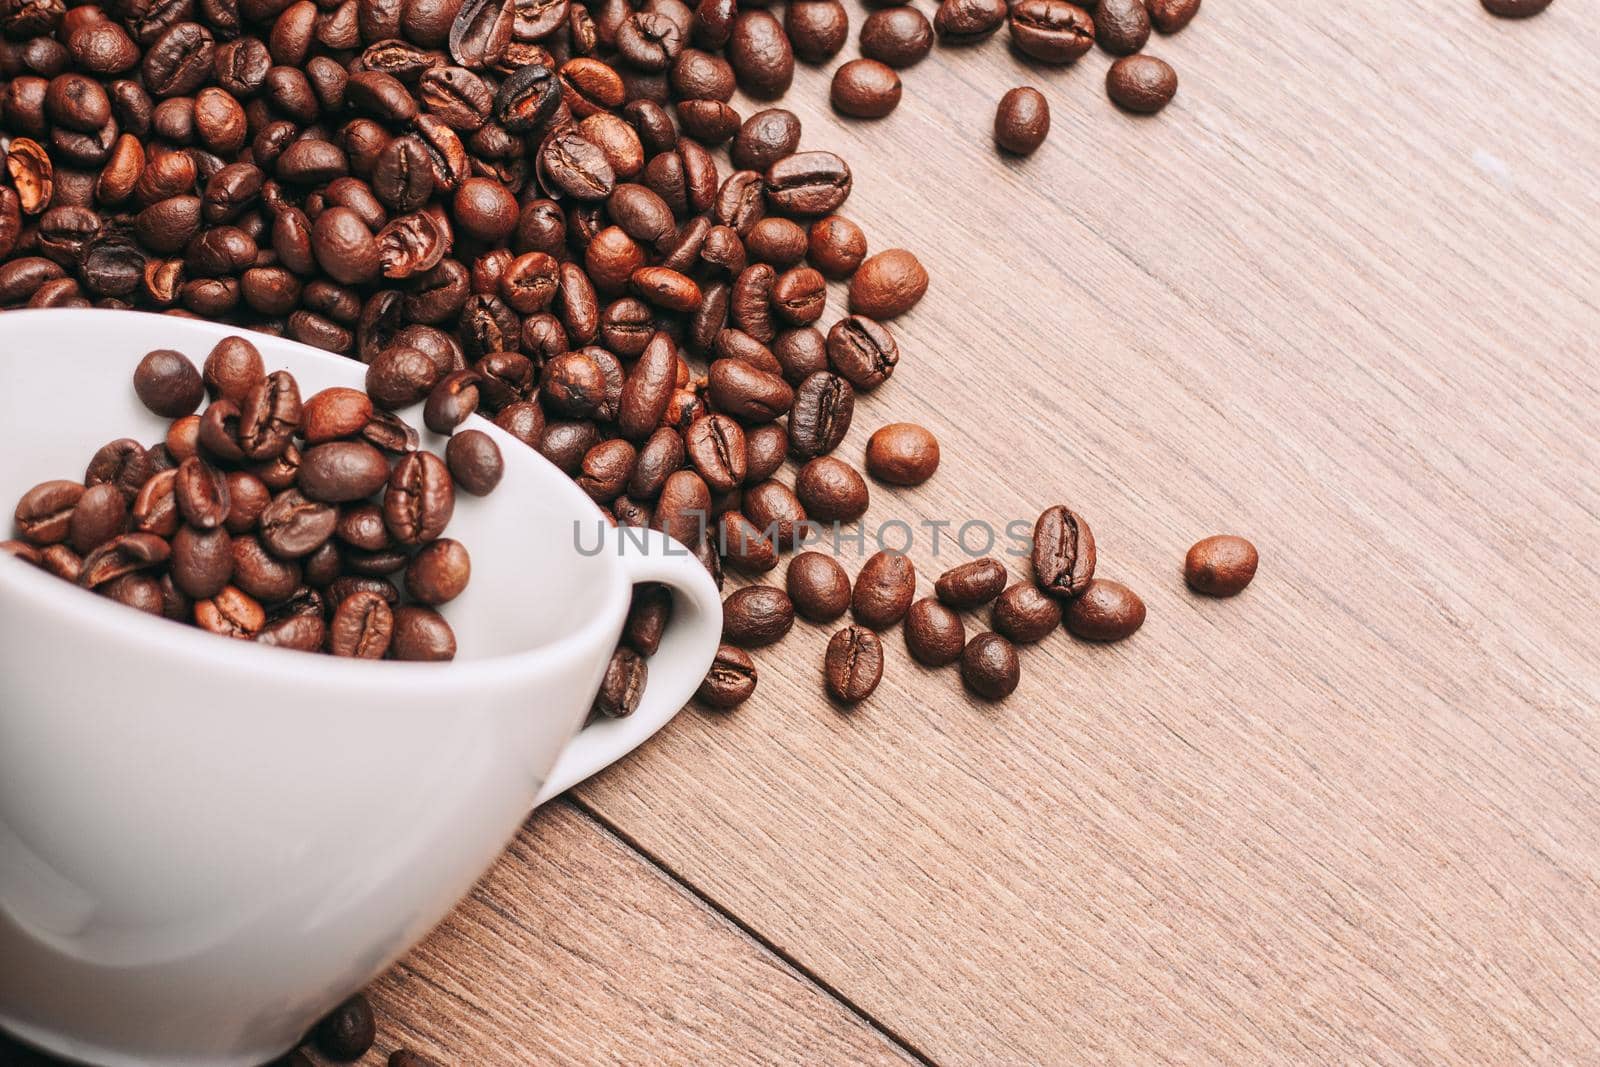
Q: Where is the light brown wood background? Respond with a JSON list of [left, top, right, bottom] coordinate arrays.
[[337, 1, 1600, 1063]]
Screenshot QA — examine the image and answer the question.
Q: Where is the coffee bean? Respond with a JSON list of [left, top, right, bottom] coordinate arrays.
[[794, 456, 869, 522], [101, 573, 166, 613], [230, 533, 302, 603], [765, 151, 852, 216], [367, 345, 444, 410], [785, 0, 848, 63], [934, 0, 1007, 41], [15, 480, 85, 545], [302, 387, 373, 444], [774, 327, 830, 384], [786, 550, 851, 622], [707, 358, 794, 422], [258, 612, 327, 652], [654, 468, 712, 547], [86, 438, 152, 502], [312, 994, 377, 1062], [423, 369, 481, 434], [1481, 0, 1550, 16], [960, 632, 1019, 699], [133, 348, 205, 417], [727, 10, 793, 98], [194, 585, 265, 639], [824, 625, 882, 703], [260, 489, 336, 558], [722, 584, 795, 647], [1065, 579, 1146, 641], [848, 249, 927, 319], [132, 469, 180, 538], [1152, 0, 1203, 31], [826, 315, 898, 390], [935, 558, 1007, 609], [685, 414, 748, 493], [238, 370, 302, 461], [577, 439, 637, 501], [170, 523, 233, 598], [852, 550, 915, 629], [731, 108, 801, 171], [299, 441, 390, 503], [1106, 54, 1177, 113], [1184, 534, 1257, 596], [995, 87, 1050, 155], [694, 641, 760, 710], [904, 597, 965, 666], [406, 537, 470, 605], [861, 7, 934, 67], [384, 450, 454, 545], [174, 457, 231, 529], [78, 532, 170, 589], [1008, 0, 1095, 63], [327, 589, 393, 659], [592, 646, 647, 717], [741, 478, 807, 549], [1096, 0, 1149, 54], [68, 482, 127, 554], [992, 581, 1061, 644], [832, 58, 901, 119], [738, 423, 786, 485], [745, 218, 808, 267], [865, 423, 939, 486], [1032, 505, 1096, 598], [445, 429, 503, 495]]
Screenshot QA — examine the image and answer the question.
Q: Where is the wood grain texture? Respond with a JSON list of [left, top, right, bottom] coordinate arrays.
[[567, 0, 1600, 1063], [319, 802, 914, 1066]]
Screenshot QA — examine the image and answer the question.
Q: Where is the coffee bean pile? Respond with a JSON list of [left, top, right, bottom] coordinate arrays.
[[4, 335, 494, 658], [701, 499, 1152, 709]]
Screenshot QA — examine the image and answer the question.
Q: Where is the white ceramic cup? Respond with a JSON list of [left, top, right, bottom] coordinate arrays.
[[0, 310, 722, 1066]]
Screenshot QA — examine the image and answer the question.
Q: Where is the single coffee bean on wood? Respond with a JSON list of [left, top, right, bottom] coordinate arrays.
[[808, 215, 867, 279], [991, 581, 1062, 644], [848, 249, 927, 319], [1107, 54, 1178, 114], [935, 557, 1007, 609], [865, 423, 940, 486], [860, 7, 934, 68], [852, 550, 915, 629], [722, 584, 796, 646], [787, 550, 852, 622], [1095, 0, 1150, 54], [697, 643, 757, 708], [1184, 535, 1257, 596], [831, 59, 902, 119], [314, 994, 377, 1061], [794, 456, 869, 522], [1032, 505, 1096, 598], [1065, 579, 1146, 641], [904, 597, 965, 666], [960, 632, 1020, 700], [1147, 0, 1202, 33], [824, 625, 883, 703], [995, 87, 1050, 156]]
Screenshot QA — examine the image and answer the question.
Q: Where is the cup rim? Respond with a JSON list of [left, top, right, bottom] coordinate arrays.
[[0, 308, 632, 689]]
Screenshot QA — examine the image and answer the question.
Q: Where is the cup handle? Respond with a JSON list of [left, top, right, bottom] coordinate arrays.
[[532, 526, 723, 807]]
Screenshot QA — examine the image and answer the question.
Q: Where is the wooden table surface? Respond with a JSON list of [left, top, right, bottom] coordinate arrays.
[[336, 1, 1599, 1063]]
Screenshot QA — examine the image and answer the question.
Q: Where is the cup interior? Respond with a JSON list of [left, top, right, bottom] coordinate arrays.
[[0, 309, 623, 665]]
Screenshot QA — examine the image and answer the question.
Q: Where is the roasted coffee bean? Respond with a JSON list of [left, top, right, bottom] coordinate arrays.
[[671, 48, 736, 101], [1096, 0, 1149, 53], [367, 345, 444, 410], [337, 504, 390, 552], [100, 572, 166, 613], [860, 6, 933, 67], [731, 107, 801, 172], [132, 469, 181, 537], [904, 597, 965, 666], [1148, 0, 1202, 32], [865, 422, 939, 485], [384, 450, 454, 545], [1008, 0, 1095, 63], [788, 371, 854, 458], [831, 59, 901, 119], [807, 215, 866, 279], [771, 265, 826, 324], [852, 549, 915, 629], [78, 532, 170, 589], [718, 510, 777, 573], [302, 387, 373, 444], [934, 558, 1006, 609], [230, 533, 302, 603], [39, 544, 85, 582], [577, 438, 637, 501], [423, 368, 481, 433], [960, 631, 1019, 699], [1065, 579, 1146, 641], [445, 428, 503, 495], [715, 330, 784, 376], [631, 265, 702, 312], [707, 358, 793, 422], [170, 523, 233, 598], [773, 328, 828, 383], [721, 584, 794, 647], [786, 550, 850, 622], [85, 438, 151, 502], [198, 399, 245, 462], [995, 87, 1050, 155], [676, 98, 740, 145], [745, 218, 808, 268], [391, 604, 457, 660], [194, 585, 265, 638], [727, 10, 792, 98], [765, 151, 851, 217], [794, 456, 868, 522], [617, 11, 685, 73], [540, 127, 616, 201], [538, 419, 600, 474], [68, 482, 126, 554], [224, 472, 272, 535], [258, 612, 328, 652], [239, 370, 302, 461], [730, 263, 777, 343], [826, 315, 898, 390], [364, 410, 423, 454], [174, 457, 231, 530], [562, 58, 627, 116], [1032, 505, 1096, 598], [696, 643, 756, 708], [622, 582, 672, 655], [449, 0, 516, 69], [992, 581, 1061, 644], [785, 0, 848, 63], [1107, 54, 1177, 113], [685, 413, 747, 492], [654, 468, 711, 547], [591, 646, 646, 717], [1184, 534, 1257, 596], [298, 441, 390, 503], [15, 480, 86, 545], [454, 176, 518, 241], [629, 427, 685, 499], [327, 590, 393, 659], [848, 249, 927, 319], [742, 478, 806, 549], [260, 489, 336, 558], [406, 537, 470, 604], [824, 625, 882, 703], [203, 335, 265, 405], [934, 0, 1007, 41]]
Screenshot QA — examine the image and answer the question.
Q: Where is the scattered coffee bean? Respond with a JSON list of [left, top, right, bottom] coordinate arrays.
[[995, 87, 1050, 155], [133, 348, 205, 417], [1095, 0, 1150, 55], [445, 429, 504, 496], [697, 643, 757, 708], [860, 7, 935, 68], [722, 584, 796, 646], [831, 59, 902, 119], [1184, 535, 1257, 596], [960, 632, 1019, 699], [935, 558, 1007, 609], [1032, 505, 1095, 598], [794, 456, 870, 523], [1008, 0, 1096, 64], [1107, 54, 1178, 114], [848, 249, 928, 319], [991, 581, 1061, 644], [314, 994, 377, 1061], [865, 423, 940, 486], [852, 549, 915, 629], [904, 597, 965, 666], [1065, 579, 1145, 641], [1147, 0, 1202, 33], [786, 550, 852, 621], [824, 625, 883, 703], [808, 216, 868, 279]]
